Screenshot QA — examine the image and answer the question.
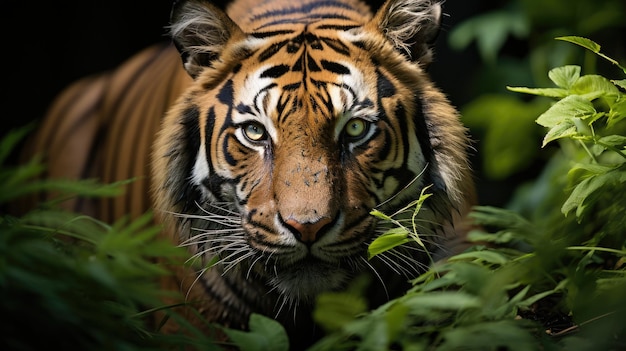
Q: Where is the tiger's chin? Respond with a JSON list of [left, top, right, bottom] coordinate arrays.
[[268, 259, 352, 304]]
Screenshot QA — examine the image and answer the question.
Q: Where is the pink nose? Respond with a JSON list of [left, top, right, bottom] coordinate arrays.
[[284, 217, 333, 243]]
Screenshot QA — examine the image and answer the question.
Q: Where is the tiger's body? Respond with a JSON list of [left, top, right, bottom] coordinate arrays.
[[21, 0, 475, 347]]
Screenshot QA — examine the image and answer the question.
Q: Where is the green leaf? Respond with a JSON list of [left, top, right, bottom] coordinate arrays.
[[536, 95, 596, 128], [467, 230, 518, 244], [542, 119, 577, 147], [556, 36, 626, 74], [517, 281, 567, 310], [506, 86, 568, 98], [461, 95, 546, 179], [449, 10, 528, 64], [314, 292, 368, 333], [222, 314, 289, 351], [401, 291, 482, 312], [608, 98, 626, 127], [562, 165, 626, 218], [369, 209, 392, 221], [439, 320, 537, 351], [548, 65, 581, 89], [0, 125, 34, 166], [448, 250, 511, 266], [612, 79, 626, 91], [556, 36, 601, 53], [571, 74, 620, 100], [597, 135, 626, 149], [382, 302, 409, 343], [469, 206, 533, 231], [566, 163, 613, 186], [368, 227, 410, 259]]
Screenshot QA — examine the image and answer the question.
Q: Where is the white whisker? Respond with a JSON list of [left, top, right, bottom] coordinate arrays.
[[360, 257, 389, 300]]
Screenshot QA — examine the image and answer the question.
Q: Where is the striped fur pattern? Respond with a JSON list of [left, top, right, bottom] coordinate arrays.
[[22, 0, 475, 346]]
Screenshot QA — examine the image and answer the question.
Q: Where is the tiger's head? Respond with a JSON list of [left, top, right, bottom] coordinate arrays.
[[152, 0, 474, 315]]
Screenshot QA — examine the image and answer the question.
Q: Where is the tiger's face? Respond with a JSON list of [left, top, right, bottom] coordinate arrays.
[[153, 0, 473, 310]]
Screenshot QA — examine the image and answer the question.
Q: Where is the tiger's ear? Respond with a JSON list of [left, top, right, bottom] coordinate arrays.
[[371, 0, 442, 65], [169, 0, 245, 78]]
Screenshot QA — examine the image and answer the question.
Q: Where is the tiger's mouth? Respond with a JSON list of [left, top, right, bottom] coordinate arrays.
[[266, 255, 356, 302]]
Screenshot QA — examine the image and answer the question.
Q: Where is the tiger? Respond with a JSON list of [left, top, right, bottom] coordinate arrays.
[[19, 0, 476, 348]]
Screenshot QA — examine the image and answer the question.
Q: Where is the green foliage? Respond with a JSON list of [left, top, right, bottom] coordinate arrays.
[[368, 186, 432, 258], [309, 37, 626, 350], [221, 314, 290, 351], [450, 0, 625, 182], [508, 38, 626, 220], [460, 95, 547, 179], [449, 4, 529, 64], [0, 127, 220, 351]]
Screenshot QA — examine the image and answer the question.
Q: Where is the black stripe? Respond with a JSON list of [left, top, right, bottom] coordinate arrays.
[[283, 82, 302, 90], [412, 97, 435, 164], [205, 106, 216, 169], [236, 103, 254, 115], [260, 64, 291, 78], [307, 54, 321, 71], [321, 60, 350, 75], [222, 134, 237, 166], [321, 37, 351, 56], [254, 14, 353, 29], [376, 68, 396, 98], [250, 0, 357, 21], [250, 29, 295, 38], [258, 39, 290, 62], [316, 24, 360, 31], [178, 106, 202, 213], [217, 79, 234, 105]]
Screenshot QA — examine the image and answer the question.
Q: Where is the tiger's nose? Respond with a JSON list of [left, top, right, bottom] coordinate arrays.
[[284, 216, 334, 244]]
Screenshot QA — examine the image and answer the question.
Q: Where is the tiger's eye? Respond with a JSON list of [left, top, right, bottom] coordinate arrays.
[[344, 119, 368, 138], [243, 122, 267, 141]]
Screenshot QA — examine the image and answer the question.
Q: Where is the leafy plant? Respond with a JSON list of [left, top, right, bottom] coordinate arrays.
[[449, 0, 625, 184], [0, 127, 221, 351]]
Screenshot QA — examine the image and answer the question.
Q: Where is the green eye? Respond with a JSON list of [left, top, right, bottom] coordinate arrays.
[[243, 122, 267, 142], [344, 118, 369, 139]]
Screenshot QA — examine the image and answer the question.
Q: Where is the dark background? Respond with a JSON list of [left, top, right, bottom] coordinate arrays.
[[3, 0, 504, 204]]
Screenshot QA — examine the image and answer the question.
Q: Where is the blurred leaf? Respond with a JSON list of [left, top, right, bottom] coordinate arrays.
[[461, 95, 546, 179], [562, 164, 626, 218], [608, 98, 626, 127], [401, 291, 482, 312], [314, 292, 368, 333], [449, 9, 529, 63], [439, 320, 539, 351], [222, 313, 289, 351], [597, 135, 626, 149], [448, 249, 511, 266], [0, 125, 33, 165], [469, 206, 534, 232], [612, 79, 626, 90]]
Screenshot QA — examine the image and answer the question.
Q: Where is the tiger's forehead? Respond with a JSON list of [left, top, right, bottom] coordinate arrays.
[[233, 23, 375, 122]]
